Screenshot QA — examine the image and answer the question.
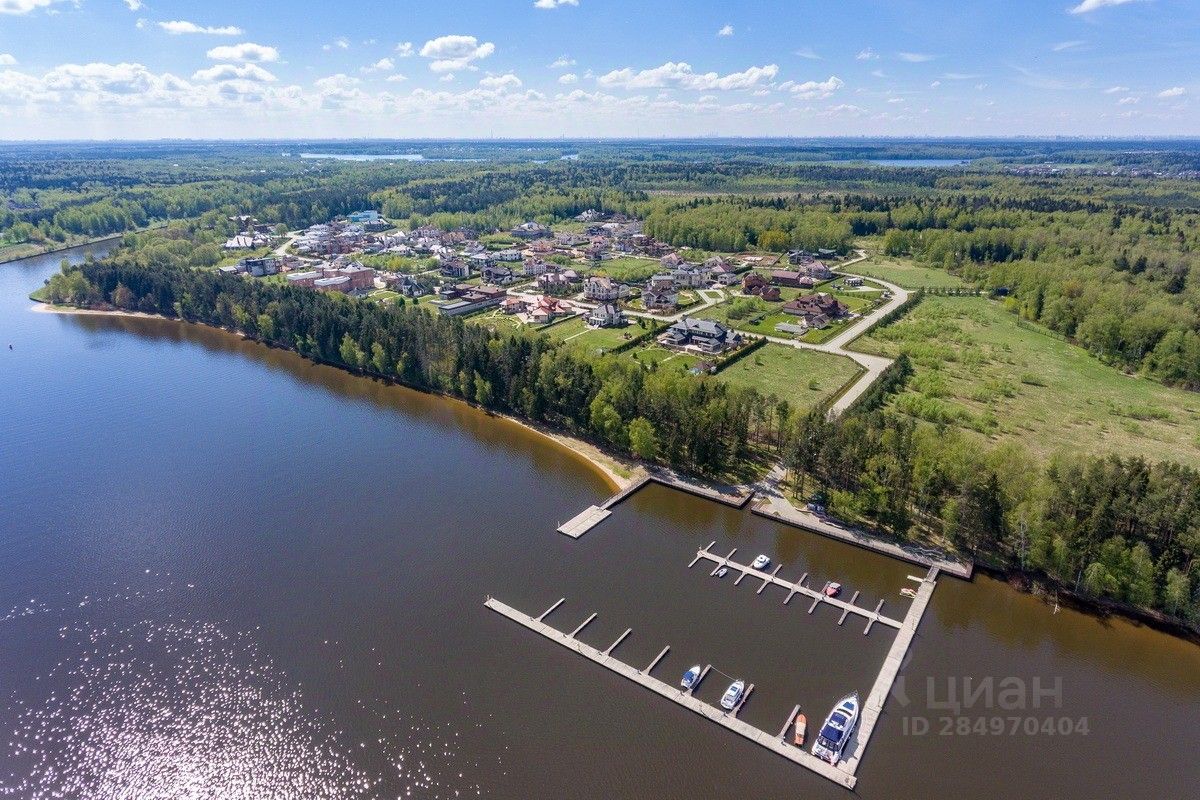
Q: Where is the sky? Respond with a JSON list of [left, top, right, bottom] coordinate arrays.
[[0, 0, 1196, 140]]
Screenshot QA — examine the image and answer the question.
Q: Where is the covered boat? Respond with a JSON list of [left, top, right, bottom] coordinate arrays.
[[720, 680, 745, 710], [681, 665, 702, 690], [793, 712, 807, 746], [751, 554, 771, 570]]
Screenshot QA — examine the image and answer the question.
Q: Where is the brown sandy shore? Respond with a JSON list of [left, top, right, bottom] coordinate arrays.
[[31, 302, 643, 492]]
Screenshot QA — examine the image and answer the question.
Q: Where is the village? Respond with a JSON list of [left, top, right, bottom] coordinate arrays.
[[217, 208, 893, 407]]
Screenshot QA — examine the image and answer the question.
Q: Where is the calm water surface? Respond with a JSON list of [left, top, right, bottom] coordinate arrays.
[[1, 247, 1197, 799]]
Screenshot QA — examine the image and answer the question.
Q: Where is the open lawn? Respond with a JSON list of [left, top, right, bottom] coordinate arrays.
[[698, 302, 855, 344], [848, 255, 966, 290], [717, 344, 863, 410], [625, 344, 704, 372], [857, 295, 1200, 467], [587, 256, 661, 283], [541, 315, 643, 352]]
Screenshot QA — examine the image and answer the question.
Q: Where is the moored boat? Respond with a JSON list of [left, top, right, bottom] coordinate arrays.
[[824, 581, 842, 597], [812, 692, 859, 764], [716, 566, 728, 578], [751, 554, 771, 570], [681, 665, 702, 690], [793, 712, 807, 746], [720, 679, 745, 710]]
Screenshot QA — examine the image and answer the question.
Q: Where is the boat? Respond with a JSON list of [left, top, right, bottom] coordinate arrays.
[[811, 693, 859, 765], [716, 566, 728, 578], [824, 581, 842, 597], [900, 587, 918, 599], [793, 712, 807, 746], [720, 679, 745, 711], [751, 554, 771, 570], [681, 665, 702, 690]]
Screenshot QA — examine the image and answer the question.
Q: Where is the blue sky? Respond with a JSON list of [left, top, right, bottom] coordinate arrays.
[[0, 0, 1196, 139]]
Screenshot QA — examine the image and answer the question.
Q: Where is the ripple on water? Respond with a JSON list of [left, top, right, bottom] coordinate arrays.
[[1, 582, 490, 799]]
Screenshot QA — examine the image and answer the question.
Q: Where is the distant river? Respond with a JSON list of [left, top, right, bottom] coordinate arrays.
[[1, 245, 1197, 798]]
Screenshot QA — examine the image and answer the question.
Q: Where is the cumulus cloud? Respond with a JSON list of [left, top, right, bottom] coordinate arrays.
[[0, 53, 16, 65], [1157, 86, 1185, 98], [897, 52, 936, 63], [717, 24, 734, 37], [1069, 0, 1143, 14], [363, 58, 395, 73], [533, 0, 578, 7], [159, 20, 243, 36], [192, 63, 277, 83], [0, 0, 59, 15], [385, 73, 408, 83], [123, 0, 142, 9], [206, 43, 280, 63], [597, 61, 778, 91], [558, 73, 578, 84], [549, 55, 576, 69], [479, 73, 522, 91], [419, 35, 495, 72], [777, 75, 844, 99], [395, 42, 414, 57]]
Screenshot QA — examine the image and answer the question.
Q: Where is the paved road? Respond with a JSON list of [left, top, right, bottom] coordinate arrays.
[[758, 251, 911, 416]]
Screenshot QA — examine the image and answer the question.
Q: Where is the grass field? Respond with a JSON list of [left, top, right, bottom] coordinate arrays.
[[857, 295, 1200, 467], [588, 256, 661, 283], [717, 344, 863, 409], [848, 255, 966, 289], [541, 315, 642, 352], [625, 344, 704, 371]]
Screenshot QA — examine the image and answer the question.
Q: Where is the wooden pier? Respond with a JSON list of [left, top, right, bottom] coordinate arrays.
[[690, 545, 903, 630], [557, 505, 612, 538], [484, 596, 857, 789]]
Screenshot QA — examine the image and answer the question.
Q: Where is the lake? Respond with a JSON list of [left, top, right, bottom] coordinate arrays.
[[1, 246, 1197, 798]]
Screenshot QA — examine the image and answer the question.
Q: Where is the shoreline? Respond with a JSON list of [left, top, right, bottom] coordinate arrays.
[[30, 300, 638, 493], [1, 232, 126, 266]]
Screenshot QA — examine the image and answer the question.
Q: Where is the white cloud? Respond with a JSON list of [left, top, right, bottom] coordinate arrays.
[[533, 0, 578, 7], [930, 80, 941, 88], [159, 21, 244, 36], [206, 43, 280, 63], [1157, 86, 1185, 98], [0, 0, 58, 15], [419, 35, 495, 72], [549, 55, 576, 69], [597, 61, 778, 91], [385, 73, 408, 83], [0, 53, 16, 65], [558, 72, 578, 84], [717, 24, 734, 37], [1069, 0, 1143, 14], [479, 73, 522, 91], [1117, 96, 1139, 105], [123, 0, 142, 10], [1103, 85, 1129, 93], [777, 75, 844, 99], [395, 42, 414, 57], [192, 63, 277, 83], [897, 52, 936, 63], [1052, 40, 1086, 52], [440, 73, 455, 82], [794, 47, 821, 60], [941, 72, 981, 81], [363, 58, 395, 73], [856, 48, 878, 61]]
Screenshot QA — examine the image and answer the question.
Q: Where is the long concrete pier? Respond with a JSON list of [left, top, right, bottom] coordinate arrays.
[[690, 545, 903, 630], [484, 596, 857, 789], [843, 566, 939, 773]]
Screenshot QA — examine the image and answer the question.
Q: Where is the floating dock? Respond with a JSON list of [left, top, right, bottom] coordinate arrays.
[[690, 544, 903, 630], [557, 505, 612, 538], [557, 471, 752, 538], [484, 596, 857, 789]]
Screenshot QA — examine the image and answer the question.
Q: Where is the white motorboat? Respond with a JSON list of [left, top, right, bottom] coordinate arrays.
[[681, 665, 702, 690], [715, 566, 728, 578], [812, 692, 860, 764], [720, 679, 745, 710], [751, 554, 771, 570]]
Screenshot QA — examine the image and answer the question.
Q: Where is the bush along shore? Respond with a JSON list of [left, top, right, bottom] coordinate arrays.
[[41, 255, 1200, 635]]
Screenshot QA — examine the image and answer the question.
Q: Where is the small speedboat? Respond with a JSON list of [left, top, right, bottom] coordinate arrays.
[[716, 566, 729, 578], [824, 581, 842, 597], [751, 554, 771, 570], [681, 665, 702, 690], [793, 712, 807, 746], [812, 693, 859, 764], [900, 587, 918, 599], [720, 679, 745, 711]]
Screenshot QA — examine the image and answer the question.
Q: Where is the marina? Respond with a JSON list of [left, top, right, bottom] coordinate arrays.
[[483, 596, 859, 789]]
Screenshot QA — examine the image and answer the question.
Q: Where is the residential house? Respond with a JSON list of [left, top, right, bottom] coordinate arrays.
[[660, 252, 685, 269], [285, 270, 321, 288], [348, 210, 382, 225], [575, 209, 606, 223], [537, 270, 574, 295], [439, 285, 507, 316], [770, 270, 806, 288], [781, 292, 848, 328], [240, 256, 281, 277], [439, 259, 471, 279], [314, 275, 351, 293], [223, 234, 255, 250], [642, 274, 679, 311], [587, 303, 625, 328], [482, 264, 517, 285], [672, 266, 709, 288], [528, 295, 572, 324], [584, 275, 630, 302], [493, 248, 523, 262], [510, 221, 551, 240], [501, 296, 529, 315], [660, 317, 742, 354], [520, 259, 549, 278]]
